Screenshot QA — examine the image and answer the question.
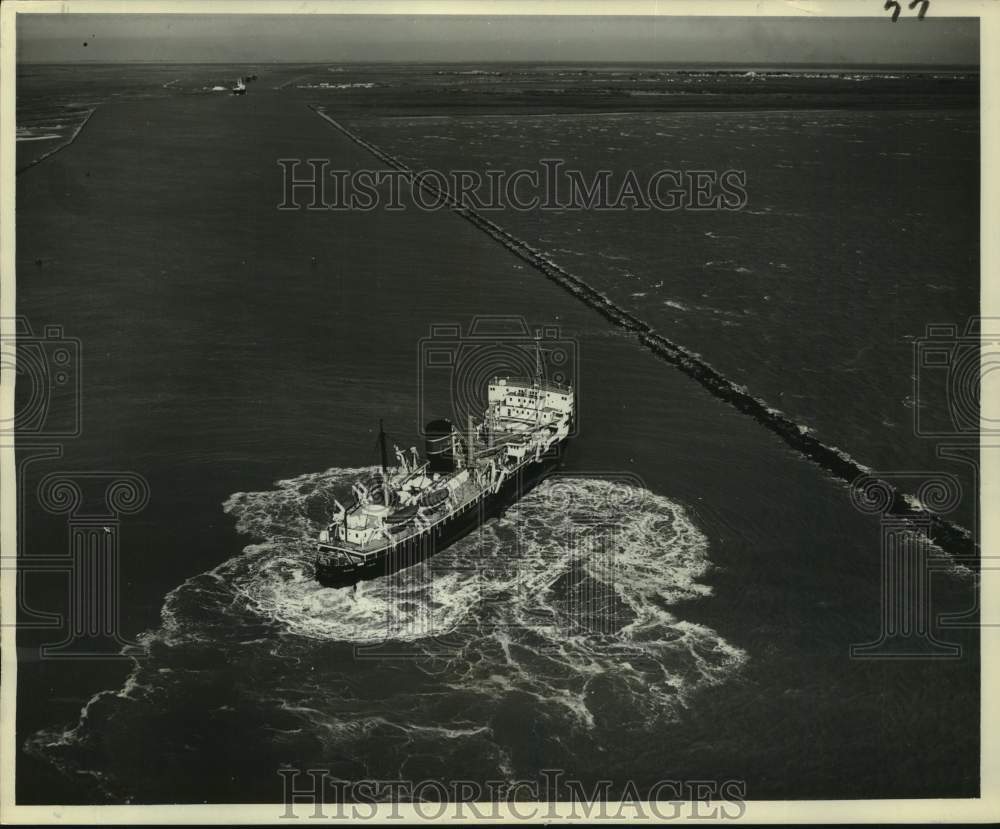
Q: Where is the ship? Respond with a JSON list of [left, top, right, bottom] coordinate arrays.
[[315, 340, 574, 587], [232, 78, 247, 96]]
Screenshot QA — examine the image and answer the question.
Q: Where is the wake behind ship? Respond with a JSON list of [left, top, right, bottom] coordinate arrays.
[[315, 350, 574, 587]]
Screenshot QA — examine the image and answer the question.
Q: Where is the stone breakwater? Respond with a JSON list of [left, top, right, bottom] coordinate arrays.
[[17, 107, 98, 175]]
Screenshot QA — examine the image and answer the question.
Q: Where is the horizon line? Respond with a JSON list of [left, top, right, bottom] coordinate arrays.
[[15, 59, 982, 69]]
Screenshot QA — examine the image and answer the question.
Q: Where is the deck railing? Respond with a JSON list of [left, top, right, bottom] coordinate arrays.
[[492, 376, 572, 394]]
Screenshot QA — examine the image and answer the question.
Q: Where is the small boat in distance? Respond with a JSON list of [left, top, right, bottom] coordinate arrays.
[[315, 339, 574, 587], [232, 78, 247, 96]]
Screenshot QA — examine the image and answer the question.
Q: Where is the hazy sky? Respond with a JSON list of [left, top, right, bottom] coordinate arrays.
[[17, 14, 979, 65]]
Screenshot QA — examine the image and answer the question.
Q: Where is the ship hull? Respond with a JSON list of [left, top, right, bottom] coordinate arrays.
[[315, 447, 565, 588]]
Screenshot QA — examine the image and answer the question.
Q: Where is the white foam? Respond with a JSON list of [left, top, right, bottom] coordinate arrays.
[[214, 470, 747, 726], [32, 469, 748, 785], [16, 133, 60, 142]]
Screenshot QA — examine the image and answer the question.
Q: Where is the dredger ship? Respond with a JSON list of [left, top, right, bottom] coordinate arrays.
[[315, 352, 574, 587]]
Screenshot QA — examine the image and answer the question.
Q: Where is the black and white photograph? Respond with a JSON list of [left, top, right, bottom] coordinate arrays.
[[1, 0, 995, 823]]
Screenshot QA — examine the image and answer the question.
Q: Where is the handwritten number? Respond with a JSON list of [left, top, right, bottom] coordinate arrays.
[[887, 0, 929, 20]]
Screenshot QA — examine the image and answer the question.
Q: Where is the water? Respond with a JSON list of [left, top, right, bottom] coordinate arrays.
[[15, 64, 979, 804], [29, 472, 747, 800], [343, 107, 980, 527]]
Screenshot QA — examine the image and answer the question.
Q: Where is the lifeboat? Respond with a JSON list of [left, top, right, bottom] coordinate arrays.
[[417, 487, 449, 508], [386, 505, 419, 526]]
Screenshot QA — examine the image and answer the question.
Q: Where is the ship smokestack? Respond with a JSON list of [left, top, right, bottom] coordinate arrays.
[[425, 418, 456, 473]]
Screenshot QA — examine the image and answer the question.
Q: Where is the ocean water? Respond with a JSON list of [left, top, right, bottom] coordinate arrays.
[[342, 107, 980, 527], [15, 63, 258, 169], [15, 64, 979, 804], [29, 471, 748, 800]]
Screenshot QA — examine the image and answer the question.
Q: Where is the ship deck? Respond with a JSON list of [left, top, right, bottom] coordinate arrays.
[[319, 480, 490, 558], [319, 438, 555, 560], [320, 397, 570, 563]]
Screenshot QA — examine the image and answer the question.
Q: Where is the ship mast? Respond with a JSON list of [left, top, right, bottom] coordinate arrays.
[[534, 333, 543, 387], [378, 419, 391, 504], [533, 334, 544, 425]]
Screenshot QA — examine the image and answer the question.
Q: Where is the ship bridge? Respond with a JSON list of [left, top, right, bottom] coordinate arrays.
[[488, 376, 573, 429]]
